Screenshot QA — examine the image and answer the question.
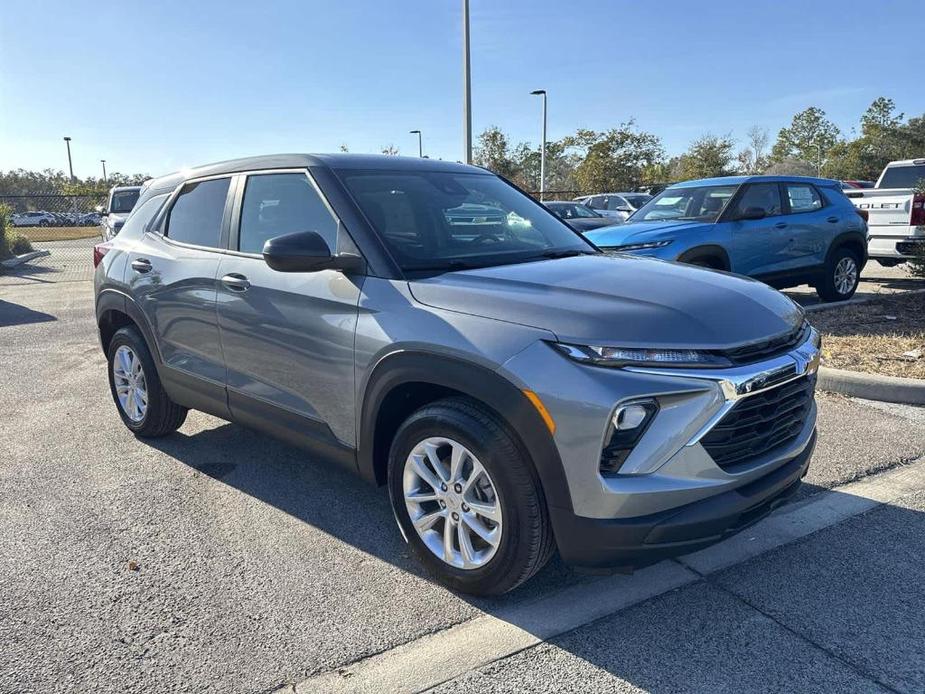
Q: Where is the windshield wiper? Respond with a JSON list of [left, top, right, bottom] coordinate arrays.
[[403, 259, 483, 273], [531, 248, 598, 260]]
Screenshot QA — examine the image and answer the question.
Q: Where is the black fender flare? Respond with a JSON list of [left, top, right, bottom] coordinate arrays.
[[95, 289, 164, 367], [825, 231, 868, 266], [358, 351, 574, 513], [676, 244, 730, 270]]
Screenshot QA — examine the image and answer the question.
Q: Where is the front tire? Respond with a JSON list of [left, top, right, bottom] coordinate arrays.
[[816, 247, 860, 302], [388, 397, 554, 595], [107, 326, 187, 437]]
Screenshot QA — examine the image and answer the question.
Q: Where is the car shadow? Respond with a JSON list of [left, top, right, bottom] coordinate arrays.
[[0, 299, 57, 327]]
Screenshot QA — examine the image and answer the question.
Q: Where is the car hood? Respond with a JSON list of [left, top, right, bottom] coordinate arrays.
[[585, 219, 711, 247], [408, 254, 803, 349]]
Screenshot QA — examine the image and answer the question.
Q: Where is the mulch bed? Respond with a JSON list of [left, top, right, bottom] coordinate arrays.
[[809, 292, 925, 380]]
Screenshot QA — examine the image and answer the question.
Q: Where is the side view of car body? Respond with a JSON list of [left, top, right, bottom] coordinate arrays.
[[585, 175, 869, 302], [10, 210, 56, 227], [574, 192, 652, 222], [94, 154, 819, 595], [544, 201, 614, 231], [99, 185, 143, 240]]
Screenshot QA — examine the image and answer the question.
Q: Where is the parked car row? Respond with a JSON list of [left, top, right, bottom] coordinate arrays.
[[94, 153, 822, 596], [10, 210, 101, 227], [574, 192, 653, 222]]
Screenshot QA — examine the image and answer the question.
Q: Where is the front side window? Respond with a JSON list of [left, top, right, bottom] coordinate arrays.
[[339, 170, 594, 272], [607, 196, 628, 211], [786, 184, 823, 213], [587, 196, 605, 210], [633, 185, 737, 222], [165, 178, 230, 248], [733, 183, 782, 218], [238, 173, 338, 254]]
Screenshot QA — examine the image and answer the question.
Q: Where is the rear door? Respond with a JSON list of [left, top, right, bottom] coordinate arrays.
[[215, 169, 363, 448], [128, 175, 233, 416]]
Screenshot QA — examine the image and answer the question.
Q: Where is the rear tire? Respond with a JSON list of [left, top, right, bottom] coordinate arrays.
[[107, 326, 187, 437], [388, 397, 554, 595], [816, 247, 860, 302]]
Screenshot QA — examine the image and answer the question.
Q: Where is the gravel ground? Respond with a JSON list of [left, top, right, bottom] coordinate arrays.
[[2, 280, 923, 693]]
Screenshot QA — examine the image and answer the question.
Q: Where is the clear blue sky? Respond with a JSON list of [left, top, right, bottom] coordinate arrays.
[[1, 0, 923, 178]]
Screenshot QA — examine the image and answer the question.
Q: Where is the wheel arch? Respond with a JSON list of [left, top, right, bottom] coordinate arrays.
[[358, 351, 573, 512], [676, 244, 731, 270], [825, 231, 868, 267], [96, 289, 163, 366]]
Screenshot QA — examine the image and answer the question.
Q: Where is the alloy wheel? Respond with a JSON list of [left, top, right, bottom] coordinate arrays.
[[834, 257, 858, 296], [402, 437, 502, 570], [113, 345, 148, 422]]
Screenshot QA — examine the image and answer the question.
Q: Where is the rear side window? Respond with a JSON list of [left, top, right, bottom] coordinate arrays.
[[879, 164, 925, 189], [166, 178, 230, 248], [118, 194, 168, 238], [786, 184, 823, 213], [734, 183, 782, 217], [238, 173, 338, 254]]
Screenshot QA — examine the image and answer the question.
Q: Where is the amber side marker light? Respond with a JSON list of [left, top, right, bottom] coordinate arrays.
[[523, 389, 556, 435]]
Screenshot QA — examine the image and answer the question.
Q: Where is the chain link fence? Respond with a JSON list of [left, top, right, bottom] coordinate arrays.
[[0, 193, 106, 285]]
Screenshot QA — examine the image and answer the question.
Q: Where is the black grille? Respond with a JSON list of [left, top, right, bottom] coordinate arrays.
[[721, 323, 809, 365], [701, 376, 814, 471]]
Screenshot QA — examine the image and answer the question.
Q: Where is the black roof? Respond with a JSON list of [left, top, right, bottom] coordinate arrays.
[[145, 153, 486, 195]]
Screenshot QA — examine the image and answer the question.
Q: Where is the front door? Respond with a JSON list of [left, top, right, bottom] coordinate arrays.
[[728, 182, 790, 275], [215, 170, 363, 448]]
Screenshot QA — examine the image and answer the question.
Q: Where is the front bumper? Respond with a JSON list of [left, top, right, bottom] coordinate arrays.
[[551, 430, 815, 569]]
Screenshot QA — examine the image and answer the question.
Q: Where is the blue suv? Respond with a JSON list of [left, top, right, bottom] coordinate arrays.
[[585, 176, 868, 302]]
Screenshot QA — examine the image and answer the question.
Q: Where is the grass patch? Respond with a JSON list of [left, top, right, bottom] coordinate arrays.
[[17, 226, 100, 242], [810, 292, 925, 380]]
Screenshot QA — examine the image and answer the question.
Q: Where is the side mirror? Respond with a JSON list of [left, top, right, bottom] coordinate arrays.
[[616, 206, 633, 213], [739, 206, 767, 221], [95, 205, 108, 215], [263, 230, 363, 273]]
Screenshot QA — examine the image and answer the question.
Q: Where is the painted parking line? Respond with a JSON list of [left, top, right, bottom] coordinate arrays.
[[287, 457, 925, 694]]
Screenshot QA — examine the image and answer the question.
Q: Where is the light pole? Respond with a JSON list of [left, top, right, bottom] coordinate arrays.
[[410, 130, 423, 157], [101, 159, 108, 183], [817, 143, 824, 176], [462, 0, 472, 164], [63, 136, 74, 181], [531, 89, 547, 200]]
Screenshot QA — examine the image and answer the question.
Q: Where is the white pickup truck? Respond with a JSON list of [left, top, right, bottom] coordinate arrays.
[[844, 159, 925, 266]]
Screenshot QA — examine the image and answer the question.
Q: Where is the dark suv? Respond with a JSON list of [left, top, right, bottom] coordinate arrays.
[[94, 154, 819, 595]]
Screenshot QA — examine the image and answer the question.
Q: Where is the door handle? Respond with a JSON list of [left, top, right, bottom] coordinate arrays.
[[826, 216, 839, 223], [221, 273, 250, 292], [774, 222, 787, 229], [131, 258, 152, 273]]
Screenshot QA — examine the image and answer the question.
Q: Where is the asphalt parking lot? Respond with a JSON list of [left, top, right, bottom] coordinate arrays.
[[2, 271, 924, 693]]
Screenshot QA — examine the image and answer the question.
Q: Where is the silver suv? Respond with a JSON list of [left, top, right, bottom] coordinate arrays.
[[94, 154, 820, 595]]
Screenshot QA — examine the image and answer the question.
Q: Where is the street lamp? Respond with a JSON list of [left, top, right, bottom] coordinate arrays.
[[101, 159, 108, 183], [462, 0, 472, 164], [409, 130, 423, 157], [63, 136, 74, 181], [531, 89, 547, 200]]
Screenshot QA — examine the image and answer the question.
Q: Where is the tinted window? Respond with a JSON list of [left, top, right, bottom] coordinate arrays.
[[606, 196, 628, 211], [786, 184, 823, 213], [166, 178, 230, 248], [118, 194, 168, 238], [587, 196, 605, 209], [110, 189, 140, 213], [879, 164, 925, 189], [340, 170, 593, 272], [734, 183, 782, 217], [624, 194, 652, 209], [239, 173, 338, 254]]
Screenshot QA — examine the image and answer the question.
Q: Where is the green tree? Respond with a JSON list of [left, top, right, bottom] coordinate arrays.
[[770, 106, 840, 171], [674, 134, 736, 180], [473, 126, 518, 179], [562, 123, 664, 192]]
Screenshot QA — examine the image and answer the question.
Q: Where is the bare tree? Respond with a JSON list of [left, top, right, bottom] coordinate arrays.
[[737, 126, 769, 174]]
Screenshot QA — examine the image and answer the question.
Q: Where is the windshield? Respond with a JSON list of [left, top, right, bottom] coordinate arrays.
[[339, 170, 596, 272], [878, 164, 925, 189], [632, 185, 738, 222], [110, 190, 140, 213]]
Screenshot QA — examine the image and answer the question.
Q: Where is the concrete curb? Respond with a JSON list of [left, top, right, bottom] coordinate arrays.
[[802, 287, 925, 312], [818, 365, 925, 405], [0, 249, 51, 269]]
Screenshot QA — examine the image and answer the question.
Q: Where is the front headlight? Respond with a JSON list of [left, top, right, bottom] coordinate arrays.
[[555, 343, 732, 368], [607, 239, 673, 252]]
